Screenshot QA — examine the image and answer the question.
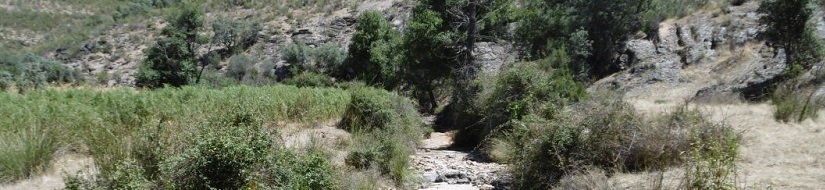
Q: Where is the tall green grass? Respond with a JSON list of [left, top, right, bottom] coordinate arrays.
[[0, 85, 350, 182]]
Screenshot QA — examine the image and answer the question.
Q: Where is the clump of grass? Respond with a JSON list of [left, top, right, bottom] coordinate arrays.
[[0, 126, 57, 183], [772, 84, 824, 123]]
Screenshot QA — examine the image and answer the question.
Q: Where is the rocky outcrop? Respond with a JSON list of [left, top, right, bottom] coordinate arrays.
[[593, 1, 792, 101]]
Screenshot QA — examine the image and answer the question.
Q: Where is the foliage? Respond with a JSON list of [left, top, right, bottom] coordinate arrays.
[[453, 56, 586, 147], [312, 43, 347, 75], [772, 84, 824, 122], [212, 17, 261, 54], [282, 72, 335, 88], [266, 151, 338, 189], [759, 0, 824, 77], [170, 122, 271, 189], [281, 43, 311, 72], [340, 88, 396, 132], [506, 93, 741, 189], [342, 11, 402, 88], [400, 7, 458, 112], [516, 0, 649, 78], [0, 125, 56, 183], [0, 53, 82, 91], [417, 0, 514, 40], [135, 5, 205, 88], [514, 0, 592, 78], [682, 110, 740, 190], [0, 85, 351, 182], [226, 53, 259, 81], [340, 87, 425, 185]]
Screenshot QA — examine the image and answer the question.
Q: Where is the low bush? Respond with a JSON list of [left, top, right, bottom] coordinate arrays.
[[226, 53, 259, 81], [772, 84, 824, 122], [682, 110, 740, 190], [312, 44, 347, 75], [505, 92, 740, 189], [281, 43, 311, 72], [212, 17, 261, 54], [265, 151, 338, 189], [340, 88, 395, 132], [169, 122, 271, 189], [340, 87, 425, 185], [0, 53, 83, 91]]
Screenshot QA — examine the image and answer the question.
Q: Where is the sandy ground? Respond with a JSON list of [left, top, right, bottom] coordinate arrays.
[[0, 154, 96, 190]]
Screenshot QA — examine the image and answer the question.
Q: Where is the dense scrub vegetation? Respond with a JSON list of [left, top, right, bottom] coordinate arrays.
[[0, 85, 424, 188], [2, 0, 820, 188]]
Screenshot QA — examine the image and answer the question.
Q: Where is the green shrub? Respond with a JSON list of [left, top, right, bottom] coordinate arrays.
[[212, 17, 261, 54], [0, 71, 12, 90], [772, 84, 823, 122], [0, 53, 82, 91], [226, 53, 259, 81], [105, 159, 152, 190], [342, 11, 402, 88], [312, 43, 347, 75], [680, 107, 741, 190], [135, 5, 204, 88], [264, 150, 338, 190], [282, 71, 335, 88], [454, 58, 585, 147], [339, 88, 395, 132], [282, 43, 311, 71], [506, 92, 740, 189], [170, 123, 271, 189], [340, 87, 424, 185]]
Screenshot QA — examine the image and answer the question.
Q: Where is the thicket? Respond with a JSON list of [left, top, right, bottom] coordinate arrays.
[[341, 11, 402, 89], [340, 87, 427, 186], [0, 85, 428, 188], [135, 5, 204, 88], [0, 86, 351, 185], [501, 93, 740, 189], [0, 53, 83, 91], [451, 51, 586, 148], [212, 17, 262, 55], [399, 7, 459, 113], [137, 4, 263, 88]]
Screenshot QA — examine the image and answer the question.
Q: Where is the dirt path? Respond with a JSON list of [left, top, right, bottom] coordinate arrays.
[[413, 132, 508, 190]]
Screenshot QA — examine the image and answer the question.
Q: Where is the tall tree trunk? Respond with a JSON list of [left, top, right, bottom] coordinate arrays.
[[195, 43, 214, 84], [465, 0, 477, 78]]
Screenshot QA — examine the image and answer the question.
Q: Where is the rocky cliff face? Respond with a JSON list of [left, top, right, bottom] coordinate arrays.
[[55, 0, 518, 87], [593, 1, 805, 101]]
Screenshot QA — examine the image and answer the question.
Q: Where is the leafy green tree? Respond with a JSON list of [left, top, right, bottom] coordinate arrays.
[[341, 11, 401, 88], [136, 5, 205, 88], [516, 0, 646, 79], [759, 0, 823, 76], [401, 7, 458, 112], [581, 0, 646, 77], [212, 17, 261, 54]]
